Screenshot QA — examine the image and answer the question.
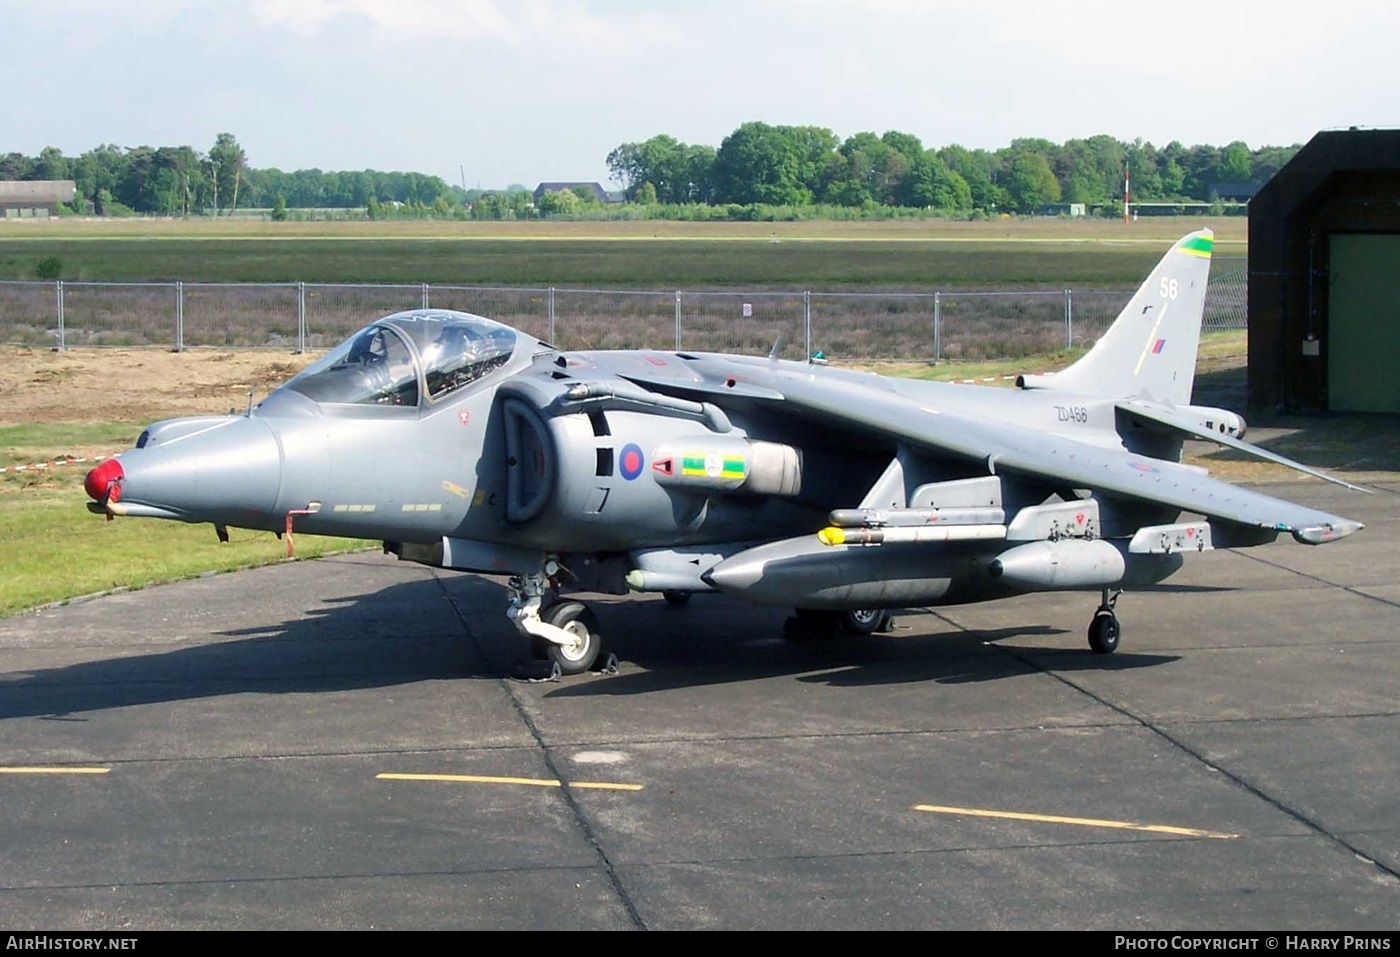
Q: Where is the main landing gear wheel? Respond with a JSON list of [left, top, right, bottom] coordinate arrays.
[[784, 608, 891, 639], [662, 589, 692, 607], [541, 601, 603, 675], [1087, 587, 1122, 654], [840, 608, 891, 636]]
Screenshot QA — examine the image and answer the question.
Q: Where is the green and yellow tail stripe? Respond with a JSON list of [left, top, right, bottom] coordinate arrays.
[[1178, 233, 1213, 259]]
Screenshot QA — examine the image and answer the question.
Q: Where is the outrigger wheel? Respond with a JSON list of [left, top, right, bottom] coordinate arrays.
[[1088, 588, 1122, 654]]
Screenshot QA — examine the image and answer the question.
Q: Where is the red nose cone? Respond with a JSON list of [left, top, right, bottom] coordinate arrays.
[[84, 458, 124, 502]]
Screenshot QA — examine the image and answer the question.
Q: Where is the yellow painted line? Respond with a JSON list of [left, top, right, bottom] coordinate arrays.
[[0, 766, 111, 775], [911, 804, 1237, 839], [377, 772, 642, 792]]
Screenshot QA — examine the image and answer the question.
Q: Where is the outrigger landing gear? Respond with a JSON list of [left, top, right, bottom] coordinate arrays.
[[507, 560, 604, 675], [783, 607, 892, 640], [1088, 587, 1122, 654]]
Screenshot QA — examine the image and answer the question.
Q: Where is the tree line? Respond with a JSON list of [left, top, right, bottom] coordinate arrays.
[[0, 133, 458, 216], [605, 123, 1297, 214], [1, 125, 1298, 220]]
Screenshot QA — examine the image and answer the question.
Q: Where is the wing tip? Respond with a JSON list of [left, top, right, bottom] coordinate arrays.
[[1291, 520, 1364, 545]]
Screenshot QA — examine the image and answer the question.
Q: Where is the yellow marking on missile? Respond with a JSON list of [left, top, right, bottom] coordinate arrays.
[[377, 772, 642, 791], [400, 503, 444, 512], [332, 504, 376, 513], [818, 527, 846, 545], [442, 481, 471, 499], [911, 804, 1237, 839], [472, 489, 488, 506], [0, 766, 111, 775]]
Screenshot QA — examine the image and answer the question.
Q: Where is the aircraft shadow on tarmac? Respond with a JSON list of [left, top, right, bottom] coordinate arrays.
[[0, 573, 1180, 720], [0, 576, 480, 721], [521, 586, 1182, 698]]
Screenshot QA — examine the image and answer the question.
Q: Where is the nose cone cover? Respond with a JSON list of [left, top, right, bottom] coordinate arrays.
[[84, 457, 125, 502], [115, 416, 283, 523]]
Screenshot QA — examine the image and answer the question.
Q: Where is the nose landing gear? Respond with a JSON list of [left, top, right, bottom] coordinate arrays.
[[507, 561, 607, 676]]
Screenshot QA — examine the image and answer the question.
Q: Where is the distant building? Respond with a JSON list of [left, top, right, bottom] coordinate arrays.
[[532, 182, 620, 204], [0, 180, 77, 218]]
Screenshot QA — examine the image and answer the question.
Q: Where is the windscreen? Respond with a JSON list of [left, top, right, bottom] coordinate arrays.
[[279, 310, 518, 407]]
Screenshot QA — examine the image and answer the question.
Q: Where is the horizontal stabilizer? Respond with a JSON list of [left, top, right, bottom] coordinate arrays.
[[1119, 399, 1372, 493]]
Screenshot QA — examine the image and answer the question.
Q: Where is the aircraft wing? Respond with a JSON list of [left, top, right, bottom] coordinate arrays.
[[713, 369, 1364, 546], [1116, 398, 1371, 493]]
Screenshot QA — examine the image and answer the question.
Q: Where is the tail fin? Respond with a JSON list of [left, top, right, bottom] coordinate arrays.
[[1020, 229, 1214, 405]]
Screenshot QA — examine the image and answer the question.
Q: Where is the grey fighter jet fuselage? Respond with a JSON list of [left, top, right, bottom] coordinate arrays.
[[85, 230, 1364, 674]]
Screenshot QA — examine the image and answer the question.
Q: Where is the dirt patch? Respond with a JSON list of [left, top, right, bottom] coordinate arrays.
[[2, 347, 319, 429]]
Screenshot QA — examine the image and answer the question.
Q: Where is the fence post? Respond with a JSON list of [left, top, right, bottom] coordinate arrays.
[[55, 280, 64, 352], [674, 290, 682, 352], [297, 282, 306, 354], [176, 281, 184, 352], [421, 283, 429, 310], [803, 290, 811, 359], [548, 286, 556, 344], [1064, 288, 1073, 350], [933, 291, 941, 361]]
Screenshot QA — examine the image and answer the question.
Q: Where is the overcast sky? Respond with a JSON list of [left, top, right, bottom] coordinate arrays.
[[3, 0, 1397, 190]]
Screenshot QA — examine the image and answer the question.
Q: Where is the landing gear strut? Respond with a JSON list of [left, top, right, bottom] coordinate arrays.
[[507, 561, 605, 675], [1088, 587, 1121, 654]]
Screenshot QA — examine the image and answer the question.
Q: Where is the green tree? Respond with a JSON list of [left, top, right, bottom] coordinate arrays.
[[208, 132, 247, 212], [712, 121, 838, 206], [1219, 141, 1253, 182], [607, 134, 715, 202], [32, 146, 70, 181], [271, 194, 288, 221], [939, 145, 1002, 211], [0, 152, 29, 179], [1002, 150, 1061, 212], [538, 188, 581, 216], [903, 150, 971, 209]]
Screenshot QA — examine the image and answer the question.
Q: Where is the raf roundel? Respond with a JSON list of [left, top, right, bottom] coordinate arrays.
[[619, 443, 645, 481]]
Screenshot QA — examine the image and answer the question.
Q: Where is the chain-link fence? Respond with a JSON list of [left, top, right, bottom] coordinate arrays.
[[0, 258, 1246, 362]]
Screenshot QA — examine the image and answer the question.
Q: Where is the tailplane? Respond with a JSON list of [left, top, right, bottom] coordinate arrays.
[[1018, 229, 1214, 405]]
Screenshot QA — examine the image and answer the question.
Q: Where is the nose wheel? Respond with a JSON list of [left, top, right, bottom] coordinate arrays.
[[540, 601, 603, 674], [1088, 588, 1121, 654], [508, 564, 606, 676]]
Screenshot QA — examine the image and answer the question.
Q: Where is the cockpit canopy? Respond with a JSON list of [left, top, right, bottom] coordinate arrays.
[[281, 310, 519, 408]]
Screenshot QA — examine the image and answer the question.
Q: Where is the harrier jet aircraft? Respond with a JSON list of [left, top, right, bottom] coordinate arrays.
[[85, 229, 1363, 674]]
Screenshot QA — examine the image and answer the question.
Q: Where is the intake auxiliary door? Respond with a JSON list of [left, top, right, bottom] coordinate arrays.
[[502, 397, 555, 523]]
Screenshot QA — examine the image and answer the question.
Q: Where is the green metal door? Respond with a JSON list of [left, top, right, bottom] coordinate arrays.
[[1329, 233, 1400, 412]]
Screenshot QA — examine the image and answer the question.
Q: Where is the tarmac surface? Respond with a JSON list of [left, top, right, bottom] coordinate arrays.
[[0, 479, 1396, 930]]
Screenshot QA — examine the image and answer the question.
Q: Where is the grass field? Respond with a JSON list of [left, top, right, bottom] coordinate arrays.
[[0, 216, 1247, 287]]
